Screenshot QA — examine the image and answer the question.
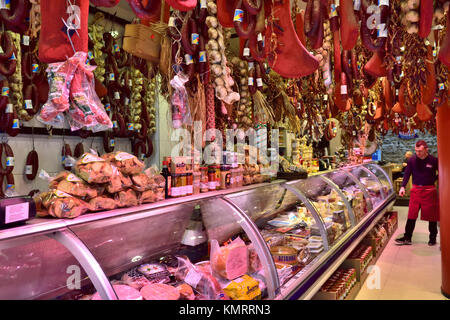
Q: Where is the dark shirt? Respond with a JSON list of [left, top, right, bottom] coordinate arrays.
[[402, 154, 438, 187]]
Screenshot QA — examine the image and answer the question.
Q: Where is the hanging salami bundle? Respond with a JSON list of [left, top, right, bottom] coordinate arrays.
[[38, 0, 89, 63]]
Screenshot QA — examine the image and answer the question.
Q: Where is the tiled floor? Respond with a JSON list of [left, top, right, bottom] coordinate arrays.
[[355, 206, 448, 300]]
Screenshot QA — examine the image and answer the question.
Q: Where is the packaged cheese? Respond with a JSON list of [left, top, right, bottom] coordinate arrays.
[[222, 275, 261, 300]]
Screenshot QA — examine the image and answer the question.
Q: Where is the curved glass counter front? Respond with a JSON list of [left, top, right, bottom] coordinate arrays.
[[321, 170, 372, 223], [363, 163, 394, 198], [345, 165, 386, 209]]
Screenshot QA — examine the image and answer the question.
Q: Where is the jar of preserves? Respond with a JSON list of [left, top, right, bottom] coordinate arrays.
[[180, 173, 187, 197], [193, 171, 201, 194], [200, 167, 209, 193], [208, 168, 216, 191], [186, 173, 193, 196]]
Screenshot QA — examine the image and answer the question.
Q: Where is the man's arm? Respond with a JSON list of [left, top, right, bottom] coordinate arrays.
[[401, 157, 413, 188]]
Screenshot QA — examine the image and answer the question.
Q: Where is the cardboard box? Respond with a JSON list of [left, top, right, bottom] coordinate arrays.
[[313, 281, 361, 300], [341, 254, 374, 283]]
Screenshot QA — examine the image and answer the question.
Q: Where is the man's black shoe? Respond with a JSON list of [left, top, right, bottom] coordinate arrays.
[[428, 240, 437, 246], [395, 236, 412, 245]]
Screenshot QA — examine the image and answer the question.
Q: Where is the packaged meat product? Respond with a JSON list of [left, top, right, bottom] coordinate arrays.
[[140, 283, 180, 300], [43, 190, 91, 219], [91, 284, 142, 300], [177, 283, 195, 300], [33, 192, 51, 217], [137, 263, 171, 284], [106, 166, 133, 194], [174, 256, 229, 300], [131, 173, 153, 192], [121, 268, 151, 290], [154, 187, 165, 202], [102, 152, 144, 176], [210, 237, 249, 280], [49, 172, 98, 199], [89, 196, 118, 212], [222, 275, 261, 300], [115, 189, 138, 208], [75, 153, 114, 184], [247, 244, 262, 274], [139, 189, 157, 204]]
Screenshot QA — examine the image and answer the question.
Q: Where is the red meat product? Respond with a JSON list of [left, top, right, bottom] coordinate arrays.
[[91, 284, 142, 300], [247, 243, 262, 273], [115, 189, 139, 208], [210, 237, 249, 280], [106, 165, 133, 193], [174, 256, 229, 300], [140, 283, 180, 300], [121, 269, 151, 290], [131, 173, 152, 192]]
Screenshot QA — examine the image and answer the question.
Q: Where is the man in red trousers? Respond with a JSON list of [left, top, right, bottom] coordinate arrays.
[[396, 140, 439, 246]]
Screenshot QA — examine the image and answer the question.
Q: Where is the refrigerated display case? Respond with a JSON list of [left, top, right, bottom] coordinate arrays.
[[0, 164, 395, 300]]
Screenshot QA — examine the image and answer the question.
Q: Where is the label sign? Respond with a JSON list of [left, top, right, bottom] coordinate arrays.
[[5, 202, 29, 224], [234, 9, 244, 22]]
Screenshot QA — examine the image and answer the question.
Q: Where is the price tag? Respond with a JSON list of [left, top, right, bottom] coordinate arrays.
[[256, 78, 263, 87], [396, 89, 399, 96], [248, 77, 254, 86], [168, 17, 176, 27], [340, 85, 347, 95], [127, 123, 134, 131], [191, 33, 199, 45], [128, 79, 133, 87], [114, 44, 120, 53], [439, 83, 445, 90], [9, 52, 16, 61], [354, 0, 361, 10], [25, 99, 33, 110], [125, 97, 130, 105], [331, 3, 338, 17], [110, 139, 115, 147], [257, 33, 263, 42], [378, 0, 389, 5], [243, 47, 250, 57], [12, 119, 19, 129], [234, 9, 244, 22], [88, 51, 94, 60], [324, 94, 328, 101], [6, 157, 14, 166], [105, 103, 111, 112], [0, 0, 10, 10], [185, 54, 194, 65], [113, 121, 118, 128], [248, 62, 254, 69], [5, 202, 29, 225], [109, 73, 115, 81], [26, 165, 33, 175], [22, 35, 30, 46], [199, 51, 207, 63], [114, 91, 120, 100], [32, 64, 39, 73], [200, 0, 207, 8], [2, 87, 9, 96]]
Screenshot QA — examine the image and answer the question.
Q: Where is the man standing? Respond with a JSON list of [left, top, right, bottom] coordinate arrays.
[[396, 140, 439, 246]]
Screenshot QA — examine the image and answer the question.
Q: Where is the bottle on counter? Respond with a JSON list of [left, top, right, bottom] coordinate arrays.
[[161, 161, 171, 198], [180, 173, 187, 197], [220, 165, 231, 189]]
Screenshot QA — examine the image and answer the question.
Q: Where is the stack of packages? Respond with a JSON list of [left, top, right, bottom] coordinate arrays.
[[34, 152, 165, 219]]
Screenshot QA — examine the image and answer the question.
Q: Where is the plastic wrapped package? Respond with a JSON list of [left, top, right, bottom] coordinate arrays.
[[174, 256, 229, 300], [102, 152, 145, 176], [106, 165, 133, 194], [75, 153, 114, 184], [210, 237, 248, 281], [138, 189, 157, 204], [68, 61, 112, 132], [40, 190, 91, 219], [121, 268, 151, 290], [47, 171, 98, 199], [89, 196, 118, 212], [247, 243, 262, 274], [131, 173, 153, 192], [115, 189, 139, 208]]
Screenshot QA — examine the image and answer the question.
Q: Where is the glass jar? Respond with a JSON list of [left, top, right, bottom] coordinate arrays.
[[193, 171, 201, 194], [208, 168, 216, 191], [220, 165, 231, 190], [180, 173, 187, 197], [186, 173, 193, 196], [200, 167, 209, 193], [171, 174, 181, 198], [213, 165, 221, 190]]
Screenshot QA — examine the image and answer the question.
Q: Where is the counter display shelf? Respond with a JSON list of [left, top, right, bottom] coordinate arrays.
[[0, 164, 395, 300]]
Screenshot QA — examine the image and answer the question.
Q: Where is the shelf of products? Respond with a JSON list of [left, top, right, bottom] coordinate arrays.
[[0, 163, 395, 300]]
